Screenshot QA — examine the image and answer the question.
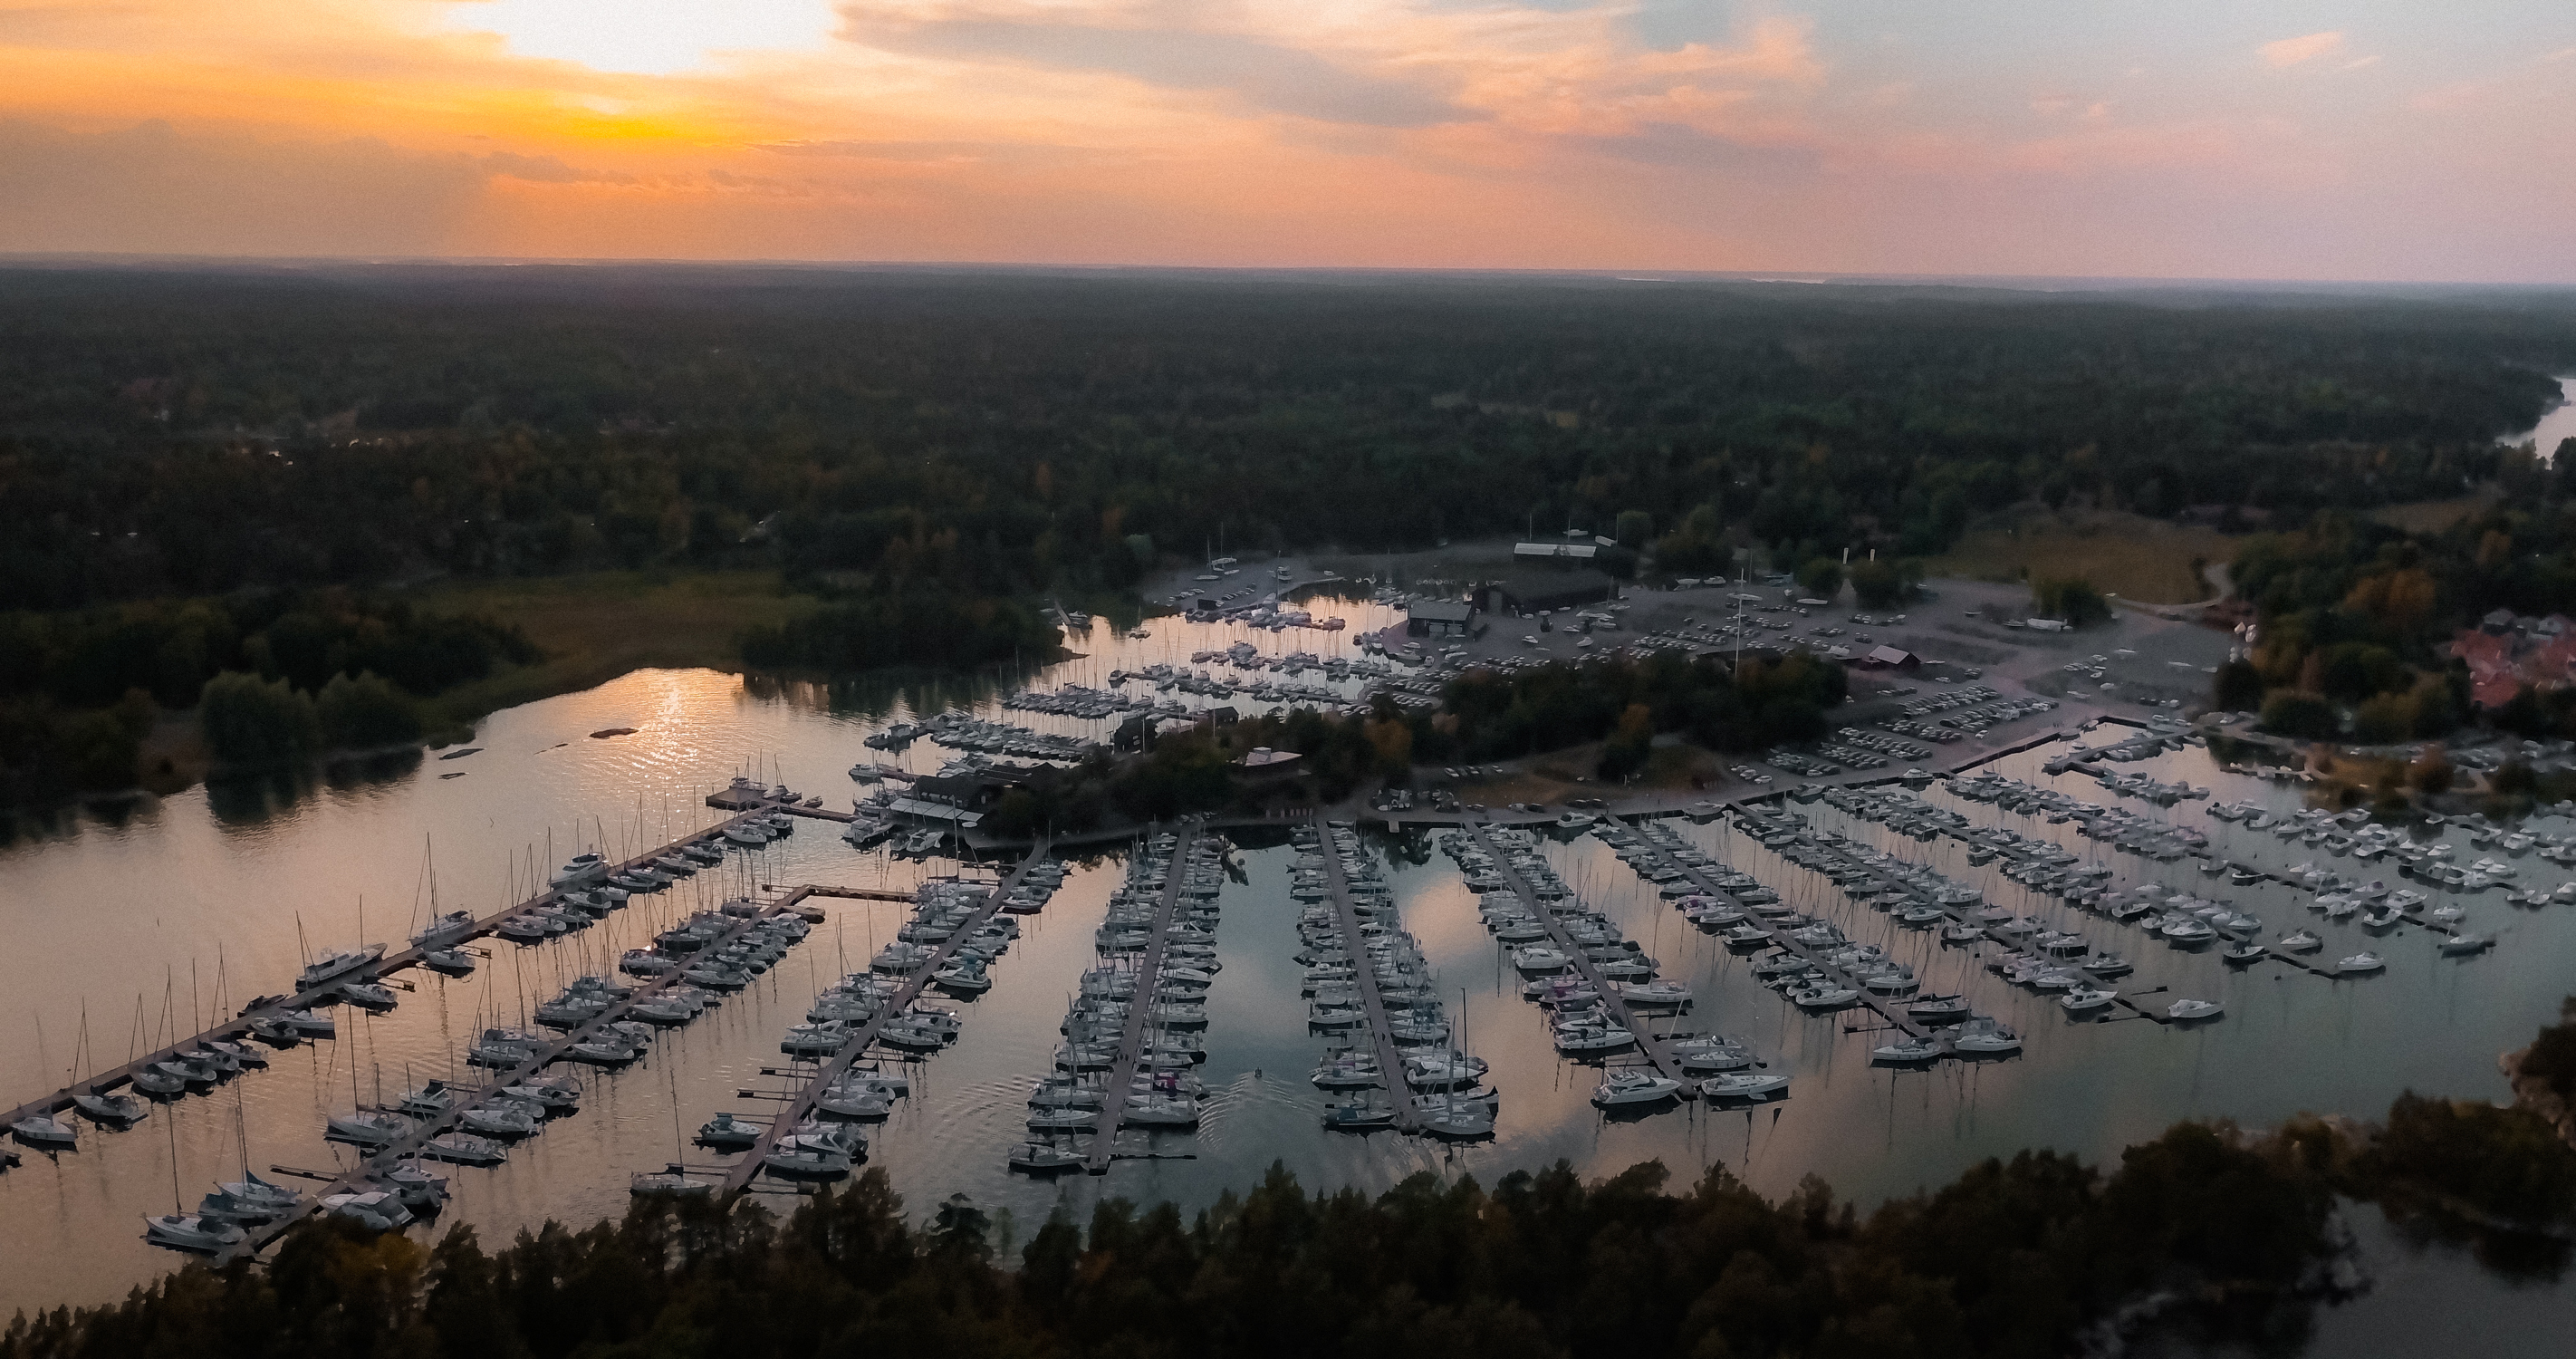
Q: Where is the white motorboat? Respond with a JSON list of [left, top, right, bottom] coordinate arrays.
[[1701, 1071, 1790, 1100], [696, 1113, 763, 1149], [2336, 951, 2387, 976], [1008, 1141, 1088, 1173], [72, 1093, 148, 1125], [322, 1190, 413, 1231], [12, 1114, 78, 1149], [552, 853, 609, 886], [1552, 1025, 1636, 1055], [2059, 988, 2117, 1014], [219, 1171, 303, 1215], [2439, 932, 2494, 956], [297, 944, 386, 991], [459, 1103, 541, 1137], [1949, 1020, 2022, 1055], [1591, 1071, 1682, 1107], [143, 1213, 245, 1253], [1418, 1100, 1497, 1138], [1870, 1036, 1946, 1065], [631, 1165, 717, 1197], [2277, 930, 2323, 953], [422, 1132, 508, 1166], [2166, 998, 2224, 1021], [383, 1158, 451, 1210], [1120, 1094, 1202, 1128], [1788, 985, 1860, 1012], [1615, 979, 1694, 1007], [762, 1144, 852, 1179], [324, 1110, 411, 1147]]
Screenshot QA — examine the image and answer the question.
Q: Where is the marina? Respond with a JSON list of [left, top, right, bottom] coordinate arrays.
[[6, 631, 2576, 1324]]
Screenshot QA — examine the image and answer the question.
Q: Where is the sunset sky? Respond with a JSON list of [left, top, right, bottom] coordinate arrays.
[[3, 1, 2571, 278]]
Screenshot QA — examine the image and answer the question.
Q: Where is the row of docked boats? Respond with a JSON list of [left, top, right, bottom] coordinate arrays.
[[1733, 801, 2228, 1027], [1017, 833, 1224, 1171], [1932, 770, 2518, 965], [1454, 825, 1772, 1108], [1302, 823, 1493, 1136]]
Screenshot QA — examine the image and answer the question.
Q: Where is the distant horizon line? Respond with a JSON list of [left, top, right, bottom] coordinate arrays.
[[0, 252, 2572, 295]]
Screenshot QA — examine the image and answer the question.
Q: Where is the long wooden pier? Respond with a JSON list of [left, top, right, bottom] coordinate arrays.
[[1, 806, 772, 1135], [1087, 821, 1203, 1174], [718, 848, 1052, 1196], [1466, 821, 1690, 1092], [227, 901, 793, 1258], [1312, 818, 1419, 1133]]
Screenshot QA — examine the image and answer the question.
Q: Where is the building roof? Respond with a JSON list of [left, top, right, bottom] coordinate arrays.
[[1238, 747, 1303, 770], [1493, 570, 1619, 608], [1865, 645, 1918, 667], [886, 796, 984, 827], [1407, 599, 1475, 623], [1514, 541, 1599, 560]]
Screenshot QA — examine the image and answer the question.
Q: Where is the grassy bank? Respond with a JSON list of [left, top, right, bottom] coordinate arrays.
[[411, 571, 822, 730], [1927, 508, 2236, 604]]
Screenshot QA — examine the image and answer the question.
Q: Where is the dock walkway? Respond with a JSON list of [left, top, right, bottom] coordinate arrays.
[[1466, 821, 1690, 1092], [1312, 818, 1419, 1133], [1088, 821, 1203, 1174], [720, 848, 1052, 1196]]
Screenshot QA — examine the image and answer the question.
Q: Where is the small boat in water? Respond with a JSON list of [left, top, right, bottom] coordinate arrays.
[[324, 1110, 411, 1147], [297, 944, 386, 991], [12, 1113, 78, 1149], [631, 1165, 716, 1198], [143, 1213, 245, 1253], [2336, 951, 2387, 976], [697, 1113, 763, 1149], [1701, 1070, 1790, 1101], [1591, 1071, 1682, 1106], [72, 1093, 148, 1125], [2167, 998, 2224, 1022]]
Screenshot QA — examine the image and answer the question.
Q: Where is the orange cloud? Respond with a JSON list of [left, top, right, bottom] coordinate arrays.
[[2258, 31, 2344, 68]]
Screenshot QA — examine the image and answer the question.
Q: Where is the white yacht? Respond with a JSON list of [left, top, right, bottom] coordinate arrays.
[[11, 1113, 78, 1149], [2166, 998, 2224, 1021], [297, 944, 386, 991], [324, 1110, 412, 1147], [1701, 1070, 1790, 1100], [1591, 1071, 1682, 1106], [143, 1213, 245, 1253], [2336, 951, 2386, 975]]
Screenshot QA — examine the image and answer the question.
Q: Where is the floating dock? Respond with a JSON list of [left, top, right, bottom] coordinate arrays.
[[1466, 821, 1690, 1091], [1312, 818, 1420, 1133], [1088, 821, 1206, 1173], [719, 850, 1053, 1196]]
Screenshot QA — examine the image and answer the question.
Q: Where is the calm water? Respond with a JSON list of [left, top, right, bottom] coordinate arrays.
[[2513, 375, 2576, 461], [4, 609, 2574, 1348]]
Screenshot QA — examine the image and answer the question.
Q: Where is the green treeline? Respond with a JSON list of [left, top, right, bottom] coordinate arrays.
[[978, 652, 1846, 835], [1434, 651, 1849, 771], [739, 590, 1057, 675], [981, 707, 1400, 836], [2221, 467, 2576, 742], [11, 1088, 2576, 1359], [0, 591, 533, 795], [4, 268, 2568, 620]]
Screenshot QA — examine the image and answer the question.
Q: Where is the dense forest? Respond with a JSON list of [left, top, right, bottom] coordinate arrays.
[[2216, 448, 2576, 747], [9, 1075, 2576, 1359], [5, 266, 2570, 614], [4, 265, 2573, 797]]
